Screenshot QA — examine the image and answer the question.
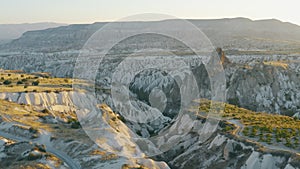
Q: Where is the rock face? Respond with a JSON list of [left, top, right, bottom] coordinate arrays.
[[1, 90, 300, 169], [96, 54, 300, 116], [0, 91, 171, 169], [1, 54, 299, 117], [129, 68, 181, 119], [0, 91, 77, 112], [226, 63, 300, 115], [73, 95, 300, 169], [0, 140, 65, 169], [216, 47, 230, 65], [0, 19, 299, 116], [158, 132, 300, 169]]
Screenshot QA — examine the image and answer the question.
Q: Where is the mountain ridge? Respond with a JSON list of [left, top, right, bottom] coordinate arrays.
[[1, 17, 300, 52], [0, 22, 68, 42]]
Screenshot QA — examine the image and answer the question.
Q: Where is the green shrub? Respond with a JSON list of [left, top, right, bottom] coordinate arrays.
[[29, 127, 38, 133], [71, 121, 81, 129], [16, 81, 23, 85], [41, 109, 50, 114], [224, 126, 232, 132], [250, 127, 258, 137], [242, 127, 249, 136], [27, 152, 42, 160], [32, 80, 39, 86], [3, 80, 11, 85], [117, 114, 127, 123]]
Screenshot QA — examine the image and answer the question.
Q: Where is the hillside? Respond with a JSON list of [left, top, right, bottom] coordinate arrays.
[[0, 22, 67, 43], [1, 17, 300, 168], [0, 70, 169, 169], [1, 18, 300, 53]]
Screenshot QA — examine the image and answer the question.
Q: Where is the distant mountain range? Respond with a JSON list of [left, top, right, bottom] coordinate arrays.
[[1, 18, 300, 53], [0, 22, 68, 42]]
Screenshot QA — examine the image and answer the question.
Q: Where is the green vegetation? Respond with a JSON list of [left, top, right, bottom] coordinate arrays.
[[3, 80, 12, 85], [68, 118, 81, 129], [263, 61, 288, 69], [0, 99, 53, 131], [198, 99, 300, 149], [0, 70, 86, 93], [0, 98, 88, 144], [31, 80, 40, 86]]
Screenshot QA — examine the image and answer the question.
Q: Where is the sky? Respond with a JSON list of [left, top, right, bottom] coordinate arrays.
[[1, 0, 300, 25]]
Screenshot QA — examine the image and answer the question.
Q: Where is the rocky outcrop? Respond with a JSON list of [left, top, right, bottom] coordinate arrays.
[[216, 47, 230, 65], [0, 140, 65, 168], [226, 63, 300, 115], [156, 132, 300, 169], [0, 91, 171, 168], [0, 91, 78, 112]]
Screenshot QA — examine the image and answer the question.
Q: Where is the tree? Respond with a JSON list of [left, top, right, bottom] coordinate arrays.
[[32, 80, 39, 86], [16, 81, 23, 85], [3, 80, 11, 85], [243, 127, 249, 136], [41, 109, 50, 114], [250, 127, 258, 138], [71, 121, 81, 129], [224, 126, 232, 132], [266, 133, 272, 144]]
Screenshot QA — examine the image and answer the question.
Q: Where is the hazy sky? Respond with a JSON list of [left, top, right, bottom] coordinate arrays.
[[1, 0, 300, 25]]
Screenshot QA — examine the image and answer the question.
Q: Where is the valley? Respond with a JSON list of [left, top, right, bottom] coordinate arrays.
[[0, 18, 300, 168]]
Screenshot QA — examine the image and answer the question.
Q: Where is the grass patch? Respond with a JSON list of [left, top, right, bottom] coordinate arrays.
[[198, 99, 300, 148], [0, 99, 53, 132], [0, 70, 87, 93]]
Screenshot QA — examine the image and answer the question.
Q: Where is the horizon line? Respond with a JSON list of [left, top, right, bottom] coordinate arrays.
[[1, 17, 300, 27]]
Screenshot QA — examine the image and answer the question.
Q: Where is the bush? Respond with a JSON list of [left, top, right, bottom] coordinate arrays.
[[117, 114, 127, 123], [32, 80, 39, 86], [71, 121, 81, 129], [250, 127, 258, 137], [41, 109, 50, 114], [16, 81, 23, 85], [29, 127, 38, 133], [3, 80, 11, 85], [243, 127, 249, 136], [224, 126, 232, 132], [228, 98, 240, 106], [27, 152, 42, 160]]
